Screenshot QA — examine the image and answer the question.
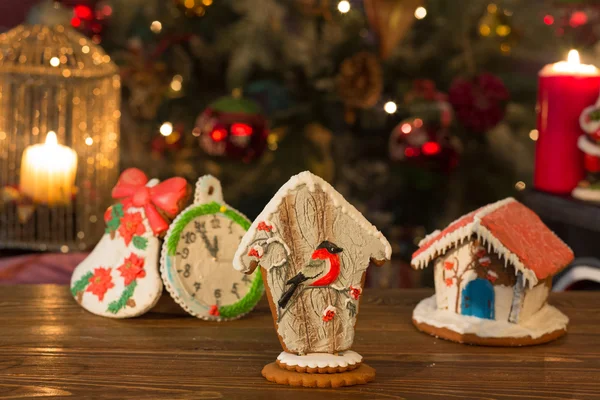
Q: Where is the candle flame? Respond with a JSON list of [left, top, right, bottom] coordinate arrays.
[[45, 131, 58, 146], [567, 49, 580, 65]]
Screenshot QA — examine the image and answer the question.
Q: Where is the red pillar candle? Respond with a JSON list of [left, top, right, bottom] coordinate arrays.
[[535, 50, 600, 194]]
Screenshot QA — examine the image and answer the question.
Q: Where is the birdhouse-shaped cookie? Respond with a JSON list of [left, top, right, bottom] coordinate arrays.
[[233, 171, 391, 387], [70, 168, 189, 318], [411, 198, 573, 346]]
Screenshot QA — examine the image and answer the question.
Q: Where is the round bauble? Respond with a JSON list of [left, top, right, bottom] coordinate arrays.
[[194, 96, 269, 162]]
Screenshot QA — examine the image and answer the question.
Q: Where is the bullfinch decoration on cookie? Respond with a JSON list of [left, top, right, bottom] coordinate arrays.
[[233, 171, 391, 388]]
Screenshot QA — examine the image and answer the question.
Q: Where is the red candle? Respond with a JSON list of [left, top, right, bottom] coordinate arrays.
[[535, 50, 600, 194]]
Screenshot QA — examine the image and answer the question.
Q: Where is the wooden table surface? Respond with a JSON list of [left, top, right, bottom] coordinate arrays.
[[0, 286, 599, 400]]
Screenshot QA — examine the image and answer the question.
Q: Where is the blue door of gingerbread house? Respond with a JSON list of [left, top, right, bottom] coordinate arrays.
[[461, 278, 495, 319]]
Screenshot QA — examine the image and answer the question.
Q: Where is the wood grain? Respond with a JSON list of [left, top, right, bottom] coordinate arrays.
[[0, 286, 599, 399]]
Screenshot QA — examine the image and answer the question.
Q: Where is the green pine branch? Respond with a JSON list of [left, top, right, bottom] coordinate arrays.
[[70, 271, 93, 297], [107, 280, 138, 314]]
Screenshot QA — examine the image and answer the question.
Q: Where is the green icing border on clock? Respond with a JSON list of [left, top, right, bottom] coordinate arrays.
[[165, 201, 263, 319]]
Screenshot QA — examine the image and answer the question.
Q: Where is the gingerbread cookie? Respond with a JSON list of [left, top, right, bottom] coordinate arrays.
[[233, 171, 391, 387], [262, 363, 375, 388], [70, 168, 189, 318], [411, 198, 573, 346], [160, 175, 263, 320]]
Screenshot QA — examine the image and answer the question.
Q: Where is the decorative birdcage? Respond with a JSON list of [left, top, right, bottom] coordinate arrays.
[[0, 25, 120, 252]]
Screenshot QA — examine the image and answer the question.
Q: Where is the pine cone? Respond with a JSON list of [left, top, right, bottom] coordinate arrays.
[[336, 52, 383, 109]]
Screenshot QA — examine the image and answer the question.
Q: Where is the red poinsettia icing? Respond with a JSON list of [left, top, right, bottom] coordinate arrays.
[[209, 305, 220, 316], [86, 267, 114, 301], [118, 212, 146, 245], [443, 261, 454, 270], [322, 305, 337, 322], [349, 285, 362, 300], [445, 277, 453, 287], [117, 253, 146, 286]]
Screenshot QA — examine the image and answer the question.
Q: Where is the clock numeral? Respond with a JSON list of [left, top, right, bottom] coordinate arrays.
[[211, 216, 221, 230], [242, 275, 251, 286], [231, 283, 240, 299], [228, 220, 234, 234], [191, 281, 201, 297], [177, 247, 189, 260], [214, 289, 222, 306], [195, 221, 206, 234], [178, 264, 191, 278], [182, 231, 196, 245]]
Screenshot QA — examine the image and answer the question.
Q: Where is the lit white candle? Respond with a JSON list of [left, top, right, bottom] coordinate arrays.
[[20, 131, 78, 205]]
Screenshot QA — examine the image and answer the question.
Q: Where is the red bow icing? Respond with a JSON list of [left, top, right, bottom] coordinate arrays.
[[112, 168, 187, 235]]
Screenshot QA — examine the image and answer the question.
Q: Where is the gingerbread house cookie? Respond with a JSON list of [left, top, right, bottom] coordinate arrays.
[[411, 198, 573, 346], [233, 171, 391, 387]]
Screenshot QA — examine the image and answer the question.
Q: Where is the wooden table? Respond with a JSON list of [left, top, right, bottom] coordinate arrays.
[[1, 286, 599, 399]]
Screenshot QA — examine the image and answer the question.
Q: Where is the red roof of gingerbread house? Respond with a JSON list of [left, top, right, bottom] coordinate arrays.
[[411, 198, 574, 287]]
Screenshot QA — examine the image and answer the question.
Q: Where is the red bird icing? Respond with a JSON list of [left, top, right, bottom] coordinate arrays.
[[310, 248, 341, 286]]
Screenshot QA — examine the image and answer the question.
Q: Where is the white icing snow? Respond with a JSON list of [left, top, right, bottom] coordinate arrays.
[[323, 305, 337, 316], [412, 198, 543, 288], [577, 135, 600, 157], [265, 236, 291, 255], [277, 350, 362, 368], [413, 295, 568, 339], [233, 171, 391, 272], [419, 230, 441, 246], [520, 282, 550, 322], [487, 270, 498, 279]]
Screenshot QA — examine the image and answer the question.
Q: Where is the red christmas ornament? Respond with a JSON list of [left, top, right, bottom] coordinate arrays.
[[448, 73, 509, 133], [389, 118, 459, 173], [195, 96, 268, 162]]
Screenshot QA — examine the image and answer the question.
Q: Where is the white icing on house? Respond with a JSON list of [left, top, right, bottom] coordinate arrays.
[[277, 350, 362, 369], [419, 229, 441, 246], [413, 295, 568, 340], [233, 171, 391, 272], [411, 198, 542, 287], [520, 282, 550, 322]]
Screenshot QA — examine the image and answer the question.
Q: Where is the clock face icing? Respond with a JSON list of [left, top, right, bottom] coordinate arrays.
[[162, 201, 263, 320]]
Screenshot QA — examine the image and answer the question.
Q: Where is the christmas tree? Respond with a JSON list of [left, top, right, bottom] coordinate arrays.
[[28, 0, 600, 286]]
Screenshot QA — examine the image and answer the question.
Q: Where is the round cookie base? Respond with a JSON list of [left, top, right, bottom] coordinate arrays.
[[276, 359, 361, 374], [413, 318, 567, 346], [262, 362, 375, 388]]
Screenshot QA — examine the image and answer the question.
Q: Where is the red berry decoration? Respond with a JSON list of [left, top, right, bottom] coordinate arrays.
[[194, 96, 268, 162], [448, 73, 509, 133]]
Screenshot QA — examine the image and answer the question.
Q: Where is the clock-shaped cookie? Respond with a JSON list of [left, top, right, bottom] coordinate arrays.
[[160, 175, 263, 320]]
